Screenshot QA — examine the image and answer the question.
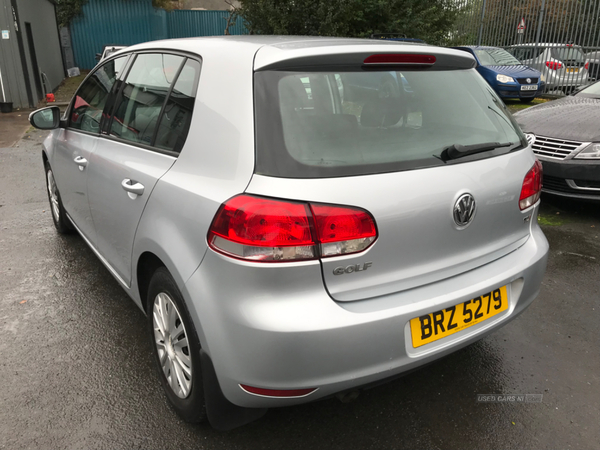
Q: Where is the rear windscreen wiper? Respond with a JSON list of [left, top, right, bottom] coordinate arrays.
[[439, 141, 513, 162]]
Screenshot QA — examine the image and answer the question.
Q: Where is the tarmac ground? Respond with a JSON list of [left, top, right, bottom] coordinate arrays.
[[0, 128, 598, 449]]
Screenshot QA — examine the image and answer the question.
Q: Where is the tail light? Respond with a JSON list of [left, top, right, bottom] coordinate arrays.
[[519, 160, 543, 210], [208, 195, 377, 262], [545, 61, 562, 70], [585, 61, 590, 70]]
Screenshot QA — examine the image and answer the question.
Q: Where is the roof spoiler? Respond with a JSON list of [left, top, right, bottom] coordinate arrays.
[[254, 46, 476, 72]]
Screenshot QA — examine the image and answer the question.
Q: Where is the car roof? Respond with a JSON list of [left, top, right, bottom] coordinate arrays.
[[507, 43, 583, 48], [114, 35, 475, 71], [122, 35, 422, 52]]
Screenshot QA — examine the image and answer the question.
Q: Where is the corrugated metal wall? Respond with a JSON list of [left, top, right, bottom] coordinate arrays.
[[167, 10, 246, 39], [70, 0, 168, 70], [70, 0, 247, 70]]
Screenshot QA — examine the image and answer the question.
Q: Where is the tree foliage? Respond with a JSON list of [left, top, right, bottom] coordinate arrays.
[[238, 0, 460, 45], [56, 0, 88, 27]]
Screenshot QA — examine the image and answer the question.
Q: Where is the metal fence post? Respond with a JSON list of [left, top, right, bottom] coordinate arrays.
[[534, 0, 545, 92], [535, 0, 545, 46], [477, 0, 487, 46]]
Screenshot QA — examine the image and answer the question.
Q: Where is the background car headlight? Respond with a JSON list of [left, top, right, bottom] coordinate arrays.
[[575, 143, 600, 159], [540, 73, 546, 82], [496, 74, 515, 83]]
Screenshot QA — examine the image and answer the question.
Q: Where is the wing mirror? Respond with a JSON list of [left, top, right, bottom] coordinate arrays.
[[29, 106, 62, 130]]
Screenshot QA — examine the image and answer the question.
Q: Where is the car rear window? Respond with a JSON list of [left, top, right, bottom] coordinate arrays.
[[551, 47, 586, 63], [254, 68, 524, 178], [512, 46, 546, 60]]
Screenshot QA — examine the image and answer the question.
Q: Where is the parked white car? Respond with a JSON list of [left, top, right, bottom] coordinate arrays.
[[95, 45, 127, 64]]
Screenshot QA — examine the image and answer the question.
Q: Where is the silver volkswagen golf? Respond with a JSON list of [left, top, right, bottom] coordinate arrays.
[[29, 36, 548, 430]]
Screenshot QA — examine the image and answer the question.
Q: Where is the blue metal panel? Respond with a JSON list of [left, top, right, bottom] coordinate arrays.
[[70, 0, 247, 70], [167, 10, 247, 38]]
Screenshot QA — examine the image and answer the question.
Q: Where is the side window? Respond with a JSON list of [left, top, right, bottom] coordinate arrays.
[[154, 59, 201, 153], [110, 53, 185, 146], [517, 48, 533, 60], [69, 56, 127, 133]]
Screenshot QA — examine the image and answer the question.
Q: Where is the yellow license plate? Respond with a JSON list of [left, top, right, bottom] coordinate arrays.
[[566, 68, 579, 73], [410, 286, 508, 348]]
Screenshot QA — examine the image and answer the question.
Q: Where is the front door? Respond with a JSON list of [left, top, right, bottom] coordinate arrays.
[[52, 55, 129, 241]]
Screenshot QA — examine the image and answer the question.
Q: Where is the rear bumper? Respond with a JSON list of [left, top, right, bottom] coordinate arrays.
[[544, 73, 588, 90], [182, 211, 548, 409], [539, 157, 600, 200]]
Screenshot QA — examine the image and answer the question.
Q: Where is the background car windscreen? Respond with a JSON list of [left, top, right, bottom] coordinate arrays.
[[254, 68, 524, 178], [475, 48, 522, 66]]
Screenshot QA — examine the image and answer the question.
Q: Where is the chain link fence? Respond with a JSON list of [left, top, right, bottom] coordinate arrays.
[[451, 0, 600, 95]]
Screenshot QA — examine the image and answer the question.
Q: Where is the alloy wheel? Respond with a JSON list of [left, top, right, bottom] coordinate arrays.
[[47, 169, 60, 223], [152, 292, 193, 398]]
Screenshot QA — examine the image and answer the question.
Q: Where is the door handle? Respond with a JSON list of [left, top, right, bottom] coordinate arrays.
[[74, 156, 88, 171], [121, 179, 145, 198]]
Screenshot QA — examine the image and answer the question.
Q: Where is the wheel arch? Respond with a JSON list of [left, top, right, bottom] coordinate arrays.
[[136, 251, 167, 314]]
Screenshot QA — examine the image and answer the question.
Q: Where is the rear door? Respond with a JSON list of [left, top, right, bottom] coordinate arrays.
[[87, 53, 201, 286], [249, 54, 536, 302]]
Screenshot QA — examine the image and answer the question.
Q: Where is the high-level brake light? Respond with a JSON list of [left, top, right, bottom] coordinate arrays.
[[363, 54, 436, 65]]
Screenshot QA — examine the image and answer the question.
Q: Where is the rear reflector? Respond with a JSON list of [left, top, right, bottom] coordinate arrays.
[[363, 54, 436, 65], [240, 384, 317, 397], [519, 160, 543, 210], [208, 195, 377, 262]]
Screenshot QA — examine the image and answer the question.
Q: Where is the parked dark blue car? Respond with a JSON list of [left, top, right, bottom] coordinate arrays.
[[453, 46, 544, 102]]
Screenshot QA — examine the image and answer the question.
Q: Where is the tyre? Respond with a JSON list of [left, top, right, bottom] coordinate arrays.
[[147, 267, 207, 423], [519, 98, 535, 103], [44, 163, 73, 234]]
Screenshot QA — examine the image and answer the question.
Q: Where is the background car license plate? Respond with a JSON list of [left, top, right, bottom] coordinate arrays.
[[566, 68, 579, 73], [410, 286, 508, 348], [520, 85, 538, 91]]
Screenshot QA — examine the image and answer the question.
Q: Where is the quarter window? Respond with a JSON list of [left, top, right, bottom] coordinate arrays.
[[69, 56, 127, 133], [110, 53, 185, 146], [154, 59, 200, 153]]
